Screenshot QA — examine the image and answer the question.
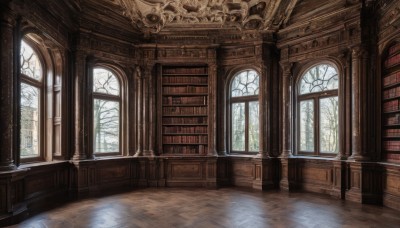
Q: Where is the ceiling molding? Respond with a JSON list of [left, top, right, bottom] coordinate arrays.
[[114, 0, 282, 33]]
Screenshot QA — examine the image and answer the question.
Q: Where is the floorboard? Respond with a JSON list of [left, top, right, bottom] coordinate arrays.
[[8, 188, 400, 228]]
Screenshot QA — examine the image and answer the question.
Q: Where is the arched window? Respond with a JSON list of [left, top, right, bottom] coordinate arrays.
[[20, 40, 43, 158], [92, 68, 121, 155], [297, 64, 339, 155], [230, 70, 260, 153]]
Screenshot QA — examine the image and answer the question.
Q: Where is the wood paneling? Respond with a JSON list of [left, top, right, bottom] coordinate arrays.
[[383, 163, 400, 210], [231, 157, 254, 187]]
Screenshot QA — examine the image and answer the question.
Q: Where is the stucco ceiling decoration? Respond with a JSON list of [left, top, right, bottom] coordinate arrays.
[[114, 0, 281, 33]]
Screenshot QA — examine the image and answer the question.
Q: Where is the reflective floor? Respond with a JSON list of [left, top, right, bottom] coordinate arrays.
[[9, 188, 400, 228]]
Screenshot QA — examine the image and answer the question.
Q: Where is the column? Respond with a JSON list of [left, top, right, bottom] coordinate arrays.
[[280, 62, 292, 158], [216, 67, 227, 155], [144, 64, 155, 156], [134, 66, 144, 156], [208, 63, 218, 156], [72, 50, 88, 160], [257, 63, 269, 158], [0, 9, 16, 171], [350, 46, 369, 161]]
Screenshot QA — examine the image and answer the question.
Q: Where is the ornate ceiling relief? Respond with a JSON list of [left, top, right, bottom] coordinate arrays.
[[114, 0, 279, 33]]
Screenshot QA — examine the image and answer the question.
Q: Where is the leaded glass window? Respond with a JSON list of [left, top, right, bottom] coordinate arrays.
[[230, 70, 260, 153], [93, 68, 121, 154], [20, 41, 43, 158], [297, 64, 339, 155]]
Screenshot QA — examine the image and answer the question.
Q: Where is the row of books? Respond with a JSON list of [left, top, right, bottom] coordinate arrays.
[[163, 86, 208, 94], [383, 141, 400, 151], [162, 76, 208, 84], [163, 135, 208, 144], [384, 153, 400, 162], [389, 43, 400, 56], [383, 86, 400, 99], [385, 113, 400, 125], [384, 53, 400, 68], [383, 71, 400, 86], [383, 99, 399, 112], [163, 145, 208, 155], [384, 129, 400, 137], [163, 96, 207, 105], [163, 117, 208, 124], [163, 67, 207, 75], [163, 106, 207, 115], [163, 126, 208, 134]]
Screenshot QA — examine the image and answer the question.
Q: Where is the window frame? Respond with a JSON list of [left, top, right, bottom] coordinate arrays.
[[19, 39, 45, 162], [296, 63, 339, 157], [228, 69, 260, 155], [91, 67, 123, 156]]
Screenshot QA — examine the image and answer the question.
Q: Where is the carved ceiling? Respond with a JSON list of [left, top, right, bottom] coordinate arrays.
[[107, 0, 287, 33]]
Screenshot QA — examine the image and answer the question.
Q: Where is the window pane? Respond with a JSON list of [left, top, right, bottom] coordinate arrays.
[[20, 83, 40, 157], [232, 102, 245, 151], [93, 99, 120, 153], [300, 100, 314, 152], [320, 97, 339, 153], [93, 68, 120, 96], [231, 70, 259, 97], [300, 64, 338, 95], [20, 41, 42, 81], [249, 101, 259, 152]]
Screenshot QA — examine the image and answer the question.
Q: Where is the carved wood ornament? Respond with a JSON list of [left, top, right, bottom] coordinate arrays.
[[113, 0, 282, 33]]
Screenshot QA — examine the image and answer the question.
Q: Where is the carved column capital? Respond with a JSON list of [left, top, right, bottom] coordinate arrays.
[[279, 61, 293, 77], [351, 45, 368, 59]]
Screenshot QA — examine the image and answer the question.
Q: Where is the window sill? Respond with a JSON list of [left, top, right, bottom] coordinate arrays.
[[19, 160, 69, 169], [293, 155, 338, 161]]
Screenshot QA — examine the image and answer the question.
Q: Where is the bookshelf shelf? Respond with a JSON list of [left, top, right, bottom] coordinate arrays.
[[163, 133, 208, 136], [162, 73, 208, 76], [382, 42, 400, 162], [159, 66, 209, 156], [163, 93, 209, 96]]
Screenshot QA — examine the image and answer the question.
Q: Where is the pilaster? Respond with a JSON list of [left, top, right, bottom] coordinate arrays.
[[0, 8, 17, 171]]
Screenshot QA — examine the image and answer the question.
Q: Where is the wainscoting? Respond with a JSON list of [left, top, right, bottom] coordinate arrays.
[[1, 156, 400, 226]]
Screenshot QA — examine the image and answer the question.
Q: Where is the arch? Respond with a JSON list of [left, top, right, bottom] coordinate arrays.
[[295, 61, 341, 156], [90, 63, 129, 156], [227, 68, 261, 154]]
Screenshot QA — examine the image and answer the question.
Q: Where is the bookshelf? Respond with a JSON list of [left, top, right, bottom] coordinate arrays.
[[382, 42, 400, 162], [160, 66, 209, 155]]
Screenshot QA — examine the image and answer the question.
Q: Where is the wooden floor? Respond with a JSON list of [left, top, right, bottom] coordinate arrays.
[[8, 188, 400, 228]]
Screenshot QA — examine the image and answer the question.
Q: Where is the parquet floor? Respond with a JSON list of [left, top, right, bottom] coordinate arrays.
[[8, 188, 400, 228]]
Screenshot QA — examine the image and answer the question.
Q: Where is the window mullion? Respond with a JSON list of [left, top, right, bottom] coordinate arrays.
[[315, 97, 320, 155], [245, 101, 249, 153]]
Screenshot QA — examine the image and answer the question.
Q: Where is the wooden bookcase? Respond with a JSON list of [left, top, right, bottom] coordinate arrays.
[[159, 66, 209, 155], [382, 42, 400, 162]]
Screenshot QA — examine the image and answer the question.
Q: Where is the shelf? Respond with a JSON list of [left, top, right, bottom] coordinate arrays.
[[163, 104, 207, 107], [382, 110, 400, 114], [163, 114, 208, 117], [162, 83, 208, 86], [162, 123, 208, 126], [384, 124, 400, 127], [383, 81, 400, 89], [383, 95, 400, 101], [387, 49, 400, 59], [383, 150, 400, 153], [385, 61, 400, 70], [383, 136, 400, 139], [163, 143, 208, 145], [162, 73, 208, 76], [163, 133, 208, 136], [163, 93, 208, 96]]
